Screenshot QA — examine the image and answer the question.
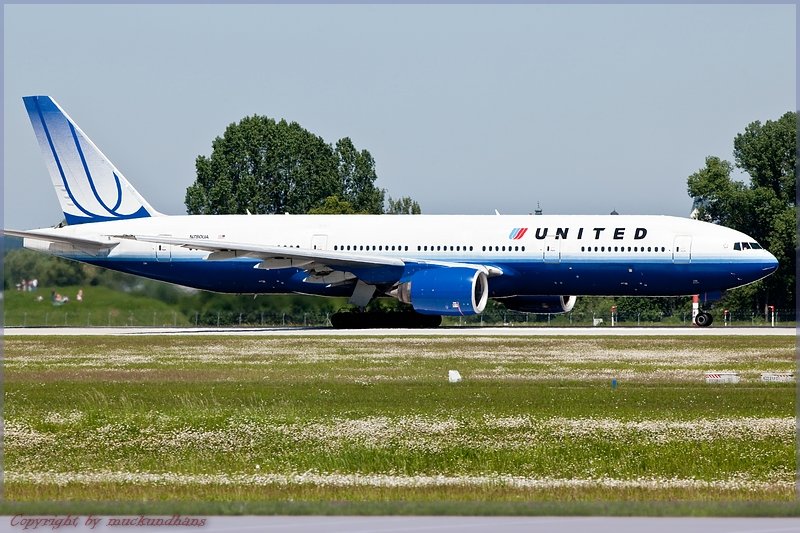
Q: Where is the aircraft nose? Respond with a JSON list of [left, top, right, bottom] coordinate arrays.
[[762, 251, 779, 272]]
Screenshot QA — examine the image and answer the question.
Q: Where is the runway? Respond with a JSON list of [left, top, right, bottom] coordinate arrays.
[[3, 326, 795, 336]]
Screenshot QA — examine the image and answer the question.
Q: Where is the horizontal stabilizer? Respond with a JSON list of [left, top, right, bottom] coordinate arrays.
[[4, 228, 119, 250]]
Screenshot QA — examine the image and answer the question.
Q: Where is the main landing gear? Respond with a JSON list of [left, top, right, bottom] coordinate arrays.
[[330, 309, 442, 329], [335, 280, 442, 329]]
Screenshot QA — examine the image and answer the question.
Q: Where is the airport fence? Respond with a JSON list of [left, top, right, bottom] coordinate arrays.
[[451, 309, 796, 328], [2, 309, 334, 328], [3, 308, 796, 328]]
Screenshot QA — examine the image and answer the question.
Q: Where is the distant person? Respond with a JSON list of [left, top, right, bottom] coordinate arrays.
[[51, 291, 68, 305], [76, 289, 83, 302]]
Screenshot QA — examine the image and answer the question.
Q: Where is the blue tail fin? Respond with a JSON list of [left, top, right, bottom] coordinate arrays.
[[23, 95, 161, 225]]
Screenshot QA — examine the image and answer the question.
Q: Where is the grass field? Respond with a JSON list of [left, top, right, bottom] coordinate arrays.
[[2, 335, 796, 512], [3, 285, 191, 327]]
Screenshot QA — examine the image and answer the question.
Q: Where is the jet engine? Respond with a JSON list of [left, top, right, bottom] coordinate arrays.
[[392, 267, 489, 316], [497, 295, 577, 314]]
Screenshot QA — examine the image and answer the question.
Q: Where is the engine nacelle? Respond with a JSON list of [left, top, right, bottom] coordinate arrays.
[[498, 295, 576, 314], [393, 267, 489, 316]]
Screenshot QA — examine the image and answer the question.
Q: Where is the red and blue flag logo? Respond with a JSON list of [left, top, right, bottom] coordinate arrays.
[[509, 228, 528, 240]]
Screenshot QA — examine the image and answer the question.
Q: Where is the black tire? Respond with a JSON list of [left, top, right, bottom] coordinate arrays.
[[330, 310, 442, 329], [695, 312, 713, 327]]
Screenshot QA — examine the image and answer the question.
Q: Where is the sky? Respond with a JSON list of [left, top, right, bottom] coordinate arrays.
[[3, 4, 796, 230]]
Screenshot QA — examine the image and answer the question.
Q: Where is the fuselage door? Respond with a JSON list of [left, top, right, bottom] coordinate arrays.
[[673, 235, 691, 264], [311, 234, 328, 251], [543, 237, 560, 263], [155, 243, 171, 262]]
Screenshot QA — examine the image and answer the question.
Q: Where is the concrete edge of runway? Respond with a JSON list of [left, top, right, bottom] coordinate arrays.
[[2, 326, 796, 336]]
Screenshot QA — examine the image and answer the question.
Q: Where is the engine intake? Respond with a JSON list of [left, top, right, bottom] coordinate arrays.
[[393, 267, 489, 316], [498, 295, 576, 314]]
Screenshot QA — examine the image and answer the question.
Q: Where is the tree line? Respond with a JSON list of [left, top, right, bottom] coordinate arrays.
[[687, 111, 795, 312], [184, 115, 419, 215]]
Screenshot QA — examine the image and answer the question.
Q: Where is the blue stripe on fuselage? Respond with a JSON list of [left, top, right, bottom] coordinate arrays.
[[77, 256, 774, 297]]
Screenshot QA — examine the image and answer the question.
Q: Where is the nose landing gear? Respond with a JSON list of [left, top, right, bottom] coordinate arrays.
[[691, 294, 716, 327], [694, 311, 714, 327]]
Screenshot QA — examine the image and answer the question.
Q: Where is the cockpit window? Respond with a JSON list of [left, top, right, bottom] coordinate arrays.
[[734, 241, 763, 251]]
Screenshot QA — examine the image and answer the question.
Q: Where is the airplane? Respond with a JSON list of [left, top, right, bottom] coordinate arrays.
[[5, 96, 779, 327]]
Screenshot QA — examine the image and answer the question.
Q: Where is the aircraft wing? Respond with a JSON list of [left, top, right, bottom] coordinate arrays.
[[117, 234, 406, 270], [117, 234, 504, 278], [4, 229, 119, 251]]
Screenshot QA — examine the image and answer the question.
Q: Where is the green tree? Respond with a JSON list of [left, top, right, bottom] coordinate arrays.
[[335, 138, 385, 214], [4, 249, 85, 288], [386, 196, 422, 214], [687, 111, 796, 311], [308, 195, 357, 215], [185, 117, 339, 215], [733, 112, 796, 204], [185, 116, 391, 216]]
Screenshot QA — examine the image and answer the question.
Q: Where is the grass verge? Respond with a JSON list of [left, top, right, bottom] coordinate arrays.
[[3, 335, 795, 512]]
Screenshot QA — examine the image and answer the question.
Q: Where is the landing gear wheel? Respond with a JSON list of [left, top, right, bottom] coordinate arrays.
[[694, 312, 713, 327], [330, 310, 442, 329]]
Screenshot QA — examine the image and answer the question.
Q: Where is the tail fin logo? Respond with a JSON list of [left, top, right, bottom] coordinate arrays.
[[508, 228, 528, 240], [23, 96, 158, 225]]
